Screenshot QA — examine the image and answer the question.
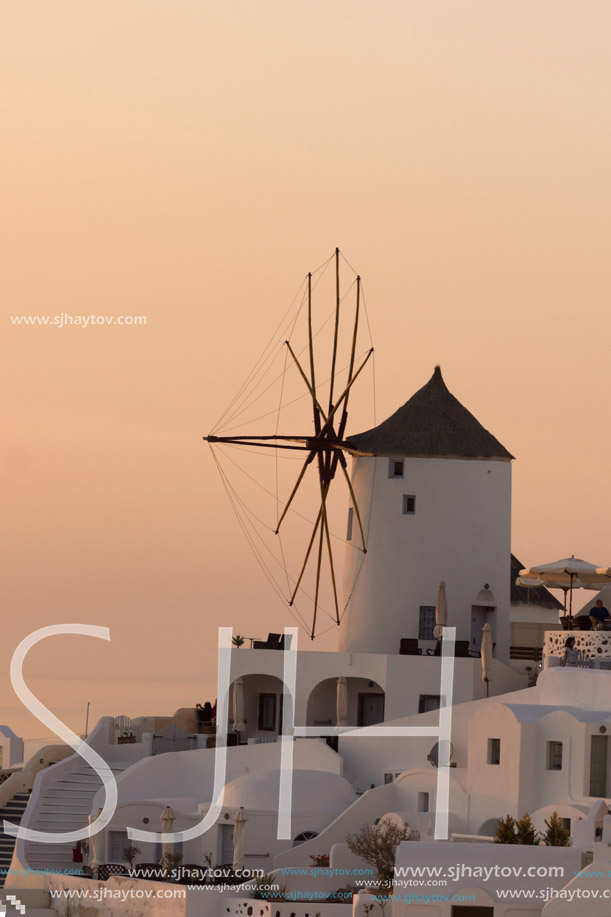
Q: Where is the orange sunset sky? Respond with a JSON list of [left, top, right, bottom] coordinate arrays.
[[2, 1, 610, 757]]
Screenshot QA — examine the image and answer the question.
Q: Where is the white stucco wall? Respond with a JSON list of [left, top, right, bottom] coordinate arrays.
[[0, 726, 24, 768], [339, 455, 512, 660]]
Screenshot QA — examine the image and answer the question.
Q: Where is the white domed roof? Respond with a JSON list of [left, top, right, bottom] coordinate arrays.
[[217, 769, 356, 814]]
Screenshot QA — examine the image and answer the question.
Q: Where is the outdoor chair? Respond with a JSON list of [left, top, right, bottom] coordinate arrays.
[[253, 632, 284, 649], [427, 639, 472, 657], [98, 864, 129, 881], [399, 638, 422, 655]]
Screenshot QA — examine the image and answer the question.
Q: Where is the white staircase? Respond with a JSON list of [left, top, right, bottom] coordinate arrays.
[[0, 792, 31, 888], [22, 761, 125, 874]]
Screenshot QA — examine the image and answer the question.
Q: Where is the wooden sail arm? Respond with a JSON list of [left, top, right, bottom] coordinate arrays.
[[284, 341, 329, 422], [319, 480, 340, 625], [274, 450, 317, 534], [290, 505, 323, 605], [205, 434, 352, 452], [317, 348, 374, 438], [284, 339, 373, 441]]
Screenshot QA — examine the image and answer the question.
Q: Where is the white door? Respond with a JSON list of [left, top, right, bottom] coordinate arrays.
[[221, 824, 234, 865], [471, 606, 487, 652]]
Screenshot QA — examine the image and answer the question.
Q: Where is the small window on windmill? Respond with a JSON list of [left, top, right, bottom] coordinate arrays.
[[418, 792, 430, 813], [389, 458, 404, 478], [383, 773, 394, 785], [403, 494, 416, 515], [347, 507, 354, 541]]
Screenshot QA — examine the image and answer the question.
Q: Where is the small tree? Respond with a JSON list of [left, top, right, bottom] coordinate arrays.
[[515, 813, 539, 845], [122, 845, 141, 870], [346, 821, 417, 892], [232, 635, 245, 648], [494, 815, 518, 844], [543, 812, 570, 847], [159, 850, 183, 879]]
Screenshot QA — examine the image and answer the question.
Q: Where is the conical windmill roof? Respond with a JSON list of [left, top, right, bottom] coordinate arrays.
[[348, 366, 513, 460]]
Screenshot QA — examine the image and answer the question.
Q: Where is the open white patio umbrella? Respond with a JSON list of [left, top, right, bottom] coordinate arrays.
[[520, 557, 611, 622], [481, 624, 493, 698], [433, 581, 447, 639], [89, 807, 103, 877], [516, 574, 601, 615], [160, 805, 176, 865], [336, 676, 349, 728], [232, 677, 246, 736], [232, 806, 249, 871]]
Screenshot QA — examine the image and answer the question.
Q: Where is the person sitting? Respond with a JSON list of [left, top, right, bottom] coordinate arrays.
[[561, 636, 579, 667], [589, 600, 611, 631]]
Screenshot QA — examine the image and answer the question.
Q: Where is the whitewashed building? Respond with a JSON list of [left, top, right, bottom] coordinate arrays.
[[4, 367, 611, 915]]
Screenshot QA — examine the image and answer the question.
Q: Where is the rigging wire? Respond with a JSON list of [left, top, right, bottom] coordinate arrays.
[[207, 250, 376, 640], [215, 272, 356, 435], [214, 443, 361, 551], [211, 276, 308, 434], [211, 445, 338, 630], [216, 343, 366, 436], [212, 444, 344, 624], [209, 446, 311, 632], [213, 254, 335, 434]]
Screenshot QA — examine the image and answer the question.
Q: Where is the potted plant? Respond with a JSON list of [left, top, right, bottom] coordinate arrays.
[[122, 845, 141, 871], [159, 850, 184, 881], [232, 635, 245, 649], [346, 821, 417, 900], [118, 728, 136, 745]]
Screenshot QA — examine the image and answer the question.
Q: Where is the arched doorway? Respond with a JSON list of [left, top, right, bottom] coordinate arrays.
[[228, 674, 287, 742], [306, 677, 385, 728]]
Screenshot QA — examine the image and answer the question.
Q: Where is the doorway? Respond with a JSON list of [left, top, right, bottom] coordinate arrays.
[[358, 694, 385, 726], [590, 735, 608, 797], [470, 606, 488, 653], [220, 823, 234, 866]]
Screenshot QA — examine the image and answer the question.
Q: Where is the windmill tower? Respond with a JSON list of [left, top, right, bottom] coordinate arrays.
[[340, 367, 514, 660]]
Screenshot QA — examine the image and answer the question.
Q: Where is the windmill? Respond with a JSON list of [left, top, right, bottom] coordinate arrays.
[[204, 249, 374, 639]]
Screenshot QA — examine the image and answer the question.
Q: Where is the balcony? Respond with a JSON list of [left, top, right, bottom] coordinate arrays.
[[543, 630, 611, 668]]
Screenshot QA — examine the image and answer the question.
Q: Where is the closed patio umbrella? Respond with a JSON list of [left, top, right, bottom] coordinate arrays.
[[336, 676, 349, 728], [160, 805, 176, 865], [433, 581, 447, 639], [232, 677, 246, 736], [89, 807, 103, 877], [232, 806, 249, 871], [481, 624, 493, 698]]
